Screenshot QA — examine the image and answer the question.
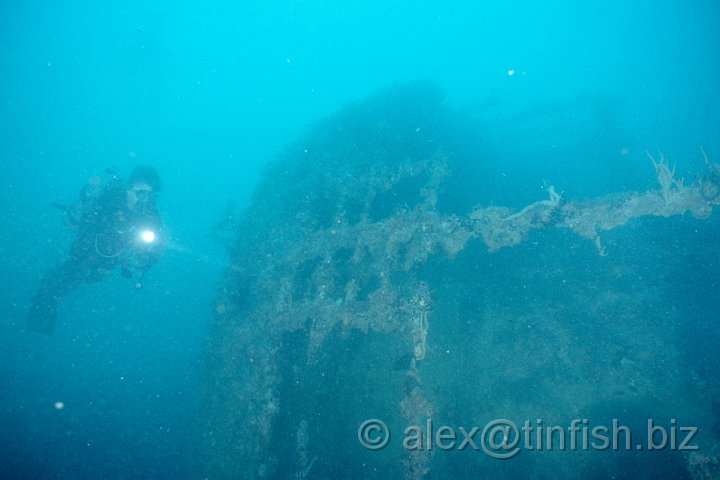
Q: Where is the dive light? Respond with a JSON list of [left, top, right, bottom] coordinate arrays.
[[139, 229, 156, 244]]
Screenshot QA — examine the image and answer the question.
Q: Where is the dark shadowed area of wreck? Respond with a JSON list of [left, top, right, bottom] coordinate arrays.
[[196, 83, 720, 479]]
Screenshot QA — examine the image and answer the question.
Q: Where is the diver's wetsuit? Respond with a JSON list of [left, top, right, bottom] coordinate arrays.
[[27, 179, 162, 334]]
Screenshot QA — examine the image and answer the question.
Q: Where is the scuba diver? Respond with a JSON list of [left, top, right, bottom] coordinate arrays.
[[27, 165, 163, 334]]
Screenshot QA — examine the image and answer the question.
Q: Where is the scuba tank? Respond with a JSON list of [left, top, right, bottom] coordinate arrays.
[[52, 168, 120, 229]]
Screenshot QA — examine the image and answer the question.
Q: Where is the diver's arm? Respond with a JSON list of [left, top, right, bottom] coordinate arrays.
[[131, 211, 163, 273], [123, 228, 161, 288]]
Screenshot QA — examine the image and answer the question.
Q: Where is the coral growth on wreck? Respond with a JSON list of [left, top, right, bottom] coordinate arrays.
[[198, 83, 720, 479]]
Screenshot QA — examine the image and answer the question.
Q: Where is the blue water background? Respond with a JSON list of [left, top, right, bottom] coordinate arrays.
[[1, 1, 719, 478]]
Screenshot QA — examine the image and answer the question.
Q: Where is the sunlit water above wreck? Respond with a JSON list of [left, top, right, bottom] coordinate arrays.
[[1, 1, 719, 479]]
